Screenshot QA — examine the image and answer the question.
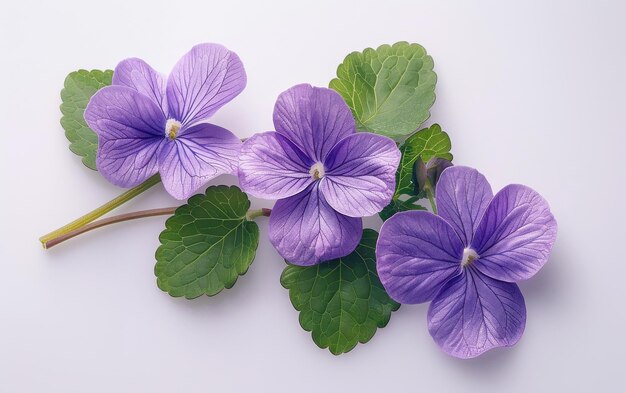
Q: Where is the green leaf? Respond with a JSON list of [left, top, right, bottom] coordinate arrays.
[[60, 69, 113, 170], [379, 197, 426, 221], [329, 41, 436, 138], [280, 229, 400, 355], [395, 124, 453, 198], [155, 186, 260, 299]]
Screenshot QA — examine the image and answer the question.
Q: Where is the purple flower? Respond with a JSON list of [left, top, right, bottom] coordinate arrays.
[[376, 166, 557, 358], [239, 84, 401, 266], [84, 43, 246, 200]]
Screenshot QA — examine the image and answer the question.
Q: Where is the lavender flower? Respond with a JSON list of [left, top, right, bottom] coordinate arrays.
[[239, 84, 401, 266], [376, 166, 557, 358], [84, 43, 246, 200]]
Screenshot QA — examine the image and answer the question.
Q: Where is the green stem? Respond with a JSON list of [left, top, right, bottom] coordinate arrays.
[[42, 207, 176, 249], [39, 174, 161, 248], [246, 208, 272, 221], [425, 185, 437, 214]]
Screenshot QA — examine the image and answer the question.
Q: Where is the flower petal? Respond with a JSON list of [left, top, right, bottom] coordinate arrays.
[[238, 132, 314, 200], [269, 184, 362, 266], [84, 85, 165, 187], [427, 267, 526, 359], [436, 166, 494, 245], [319, 132, 401, 217], [471, 184, 558, 282], [166, 43, 246, 126], [376, 211, 464, 304], [158, 123, 241, 200], [273, 84, 354, 162], [112, 58, 168, 115]]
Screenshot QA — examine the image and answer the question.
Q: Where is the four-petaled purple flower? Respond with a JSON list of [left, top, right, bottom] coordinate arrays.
[[238, 84, 401, 266], [376, 166, 557, 358], [85, 43, 246, 200]]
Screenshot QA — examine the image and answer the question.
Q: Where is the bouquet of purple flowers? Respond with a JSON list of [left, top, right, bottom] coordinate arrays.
[[41, 41, 557, 359]]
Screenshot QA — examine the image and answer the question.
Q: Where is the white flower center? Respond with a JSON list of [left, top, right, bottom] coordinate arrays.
[[165, 119, 182, 140], [309, 162, 325, 180], [461, 248, 479, 267]]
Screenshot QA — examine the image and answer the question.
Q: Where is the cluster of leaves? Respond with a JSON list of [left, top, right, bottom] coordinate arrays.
[[58, 41, 453, 356]]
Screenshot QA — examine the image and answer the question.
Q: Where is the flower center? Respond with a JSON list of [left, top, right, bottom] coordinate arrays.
[[165, 119, 182, 140], [309, 162, 325, 180], [461, 248, 479, 267]]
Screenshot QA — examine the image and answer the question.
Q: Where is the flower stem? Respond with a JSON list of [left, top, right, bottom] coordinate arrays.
[[246, 208, 272, 220], [425, 185, 437, 214], [39, 174, 161, 248], [41, 207, 177, 249]]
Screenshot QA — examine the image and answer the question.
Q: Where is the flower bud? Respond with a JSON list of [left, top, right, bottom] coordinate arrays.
[[413, 156, 453, 195]]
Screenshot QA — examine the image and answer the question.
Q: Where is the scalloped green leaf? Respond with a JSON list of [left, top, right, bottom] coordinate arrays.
[[155, 186, 259, 299], [395, 123, 453, 198], [329, 41, 436, 138], [281, 229, 400, 355], [60, 69, 113, 170]]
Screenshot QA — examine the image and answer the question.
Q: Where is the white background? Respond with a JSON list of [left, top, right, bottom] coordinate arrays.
[[1, 0, 625, 391]]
